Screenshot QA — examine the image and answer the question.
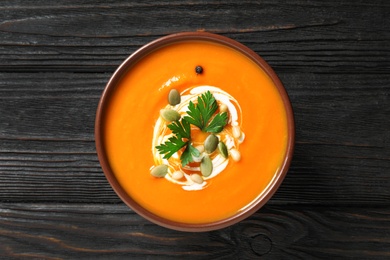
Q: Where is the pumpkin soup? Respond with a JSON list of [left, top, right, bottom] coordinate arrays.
[[103, 40, 288, 224]]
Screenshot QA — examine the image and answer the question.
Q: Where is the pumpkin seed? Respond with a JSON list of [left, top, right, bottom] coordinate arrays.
[[150, 164, 168, 177], [160, 109, 180, 122], [204, 134, 218, 153], [168, 89, 181, 106], [218, 141, 228, 158], [191, 174, 204, 184], [200, 154, 213, 177]]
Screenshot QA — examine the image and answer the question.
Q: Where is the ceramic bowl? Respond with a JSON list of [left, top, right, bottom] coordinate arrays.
[[95, 32, 294, 232]]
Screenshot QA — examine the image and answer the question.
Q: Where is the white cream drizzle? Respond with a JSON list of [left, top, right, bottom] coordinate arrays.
[[151, 86, 245, 191]]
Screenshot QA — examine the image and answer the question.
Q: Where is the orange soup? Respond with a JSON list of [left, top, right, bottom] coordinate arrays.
[[103, 40, 288, 224]]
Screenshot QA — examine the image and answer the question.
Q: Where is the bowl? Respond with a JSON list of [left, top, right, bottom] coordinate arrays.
[[95, 32, 294, 232]]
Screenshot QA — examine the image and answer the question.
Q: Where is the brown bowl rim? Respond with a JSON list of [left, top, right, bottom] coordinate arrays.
[[95, 31, 295, 232]]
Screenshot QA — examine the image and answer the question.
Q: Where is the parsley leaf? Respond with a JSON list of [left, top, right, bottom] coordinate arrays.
[[184, 91, 228, 133], [155, 134, 187, 159], [184, 101, 202, 129], [204, 112, 228, 133], [156, 117, 197, 166], [180, 143, 200, 167], [167, 117, 191, 139]]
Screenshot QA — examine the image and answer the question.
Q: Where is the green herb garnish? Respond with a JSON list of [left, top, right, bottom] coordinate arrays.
[[155, 118, 200, 167], [156, 91, 227, 167], [180, 141, 201, 166], [184, 91, 228, 133]]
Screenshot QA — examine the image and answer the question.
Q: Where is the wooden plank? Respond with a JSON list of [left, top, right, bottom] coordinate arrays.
[[0, 203, 389, 259], [0, 1, 388, 72], [0, 1, 388, 257], [0, 72, 388, 204], [0, 73, 107, 139]]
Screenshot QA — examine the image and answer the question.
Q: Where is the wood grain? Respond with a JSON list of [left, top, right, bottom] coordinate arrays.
[[0, 0, 389, 258], [0, 203, 389, 259], [0, 1, 388, 73]]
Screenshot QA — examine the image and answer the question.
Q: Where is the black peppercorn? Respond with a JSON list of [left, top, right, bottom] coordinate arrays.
[[195, 66, 203, 74]]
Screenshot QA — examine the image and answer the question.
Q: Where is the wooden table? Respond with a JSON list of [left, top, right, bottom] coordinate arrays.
[[1, 1, 389, 258]]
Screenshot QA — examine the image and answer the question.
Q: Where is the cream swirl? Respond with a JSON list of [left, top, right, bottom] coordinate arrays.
[[151, 86, 245, 191]]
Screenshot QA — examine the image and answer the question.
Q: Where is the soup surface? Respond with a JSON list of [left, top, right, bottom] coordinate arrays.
[[104, 40, 288, 224]]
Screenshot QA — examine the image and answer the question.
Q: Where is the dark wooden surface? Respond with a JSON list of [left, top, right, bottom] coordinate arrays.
[[0, 1, 389, 259]]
